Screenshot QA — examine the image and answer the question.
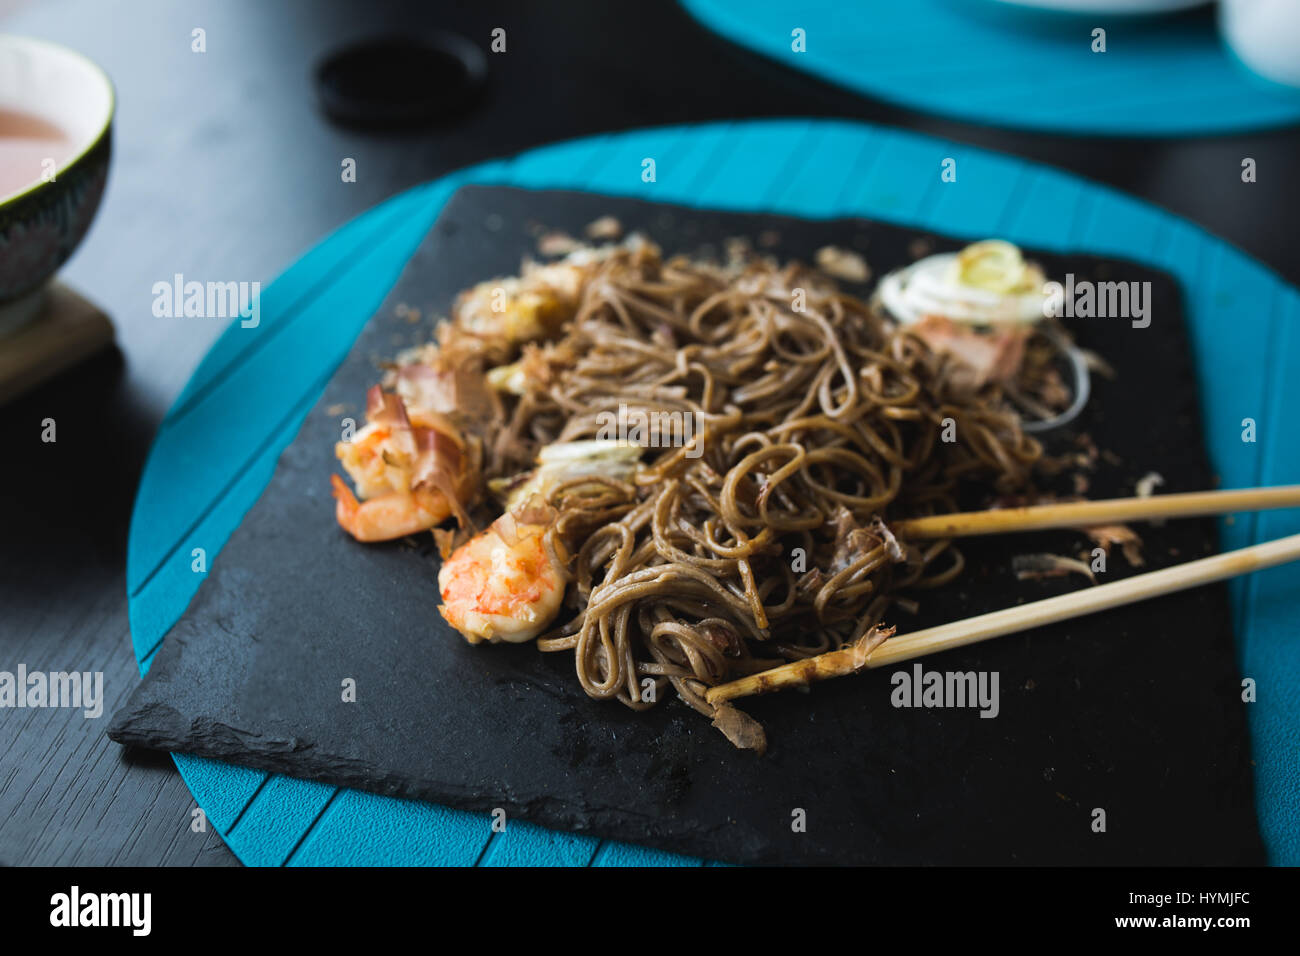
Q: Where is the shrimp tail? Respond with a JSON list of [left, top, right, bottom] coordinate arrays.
[[331, 473, 362, 537]]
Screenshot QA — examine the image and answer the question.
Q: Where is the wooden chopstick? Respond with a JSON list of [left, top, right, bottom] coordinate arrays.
[[891, 485, 1300, 540], [706, 530, 1300, 706]]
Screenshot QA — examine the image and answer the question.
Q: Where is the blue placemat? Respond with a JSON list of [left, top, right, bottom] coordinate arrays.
[[127, 119, 1300, 865], [679, 0, 1300, 136]]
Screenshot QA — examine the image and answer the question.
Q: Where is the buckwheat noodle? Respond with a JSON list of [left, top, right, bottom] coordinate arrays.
[[467, 241, 1042, 732]]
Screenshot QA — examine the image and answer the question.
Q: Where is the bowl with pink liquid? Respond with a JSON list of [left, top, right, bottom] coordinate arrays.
[[0, 35, 113, 336]]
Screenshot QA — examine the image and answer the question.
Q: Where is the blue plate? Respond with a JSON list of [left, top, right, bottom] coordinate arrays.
[[128, 119, 1300, 865], [679, 0, 1300, 136]]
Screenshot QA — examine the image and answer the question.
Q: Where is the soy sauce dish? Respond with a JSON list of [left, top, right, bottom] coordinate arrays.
[[0, 35, 114, 335]]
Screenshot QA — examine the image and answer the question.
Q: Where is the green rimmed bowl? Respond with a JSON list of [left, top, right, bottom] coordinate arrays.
[[0, 35, 114, 335]]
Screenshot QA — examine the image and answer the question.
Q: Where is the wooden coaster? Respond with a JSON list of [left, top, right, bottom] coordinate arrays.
[[0, 282, 115, 406]]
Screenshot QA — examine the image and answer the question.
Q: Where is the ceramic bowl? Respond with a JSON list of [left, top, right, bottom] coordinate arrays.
[[0, 35, 114, 336]]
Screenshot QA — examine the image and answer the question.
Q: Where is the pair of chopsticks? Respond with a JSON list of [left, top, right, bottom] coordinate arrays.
[[706, 485, 1300, 706]]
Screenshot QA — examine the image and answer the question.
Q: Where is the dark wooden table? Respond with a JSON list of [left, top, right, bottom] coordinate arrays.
[[2, 0, 1296, 866]]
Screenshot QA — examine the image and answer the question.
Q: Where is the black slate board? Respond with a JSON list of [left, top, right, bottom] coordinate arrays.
[[110, 186, 1262, 865]]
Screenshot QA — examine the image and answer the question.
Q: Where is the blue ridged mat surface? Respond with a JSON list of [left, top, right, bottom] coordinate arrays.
[[126, 119, 1300, 865], [679, 0, 1300, 136]]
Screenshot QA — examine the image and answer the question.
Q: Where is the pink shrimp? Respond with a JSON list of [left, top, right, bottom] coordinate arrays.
[[332, 386, 473, 542], [437, 510, 567, 644]]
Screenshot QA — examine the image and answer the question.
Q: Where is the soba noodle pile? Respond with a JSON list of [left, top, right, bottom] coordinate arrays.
[[397, 237, 1045, 748]]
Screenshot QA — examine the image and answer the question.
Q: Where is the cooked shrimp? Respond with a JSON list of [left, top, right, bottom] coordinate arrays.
[[331, 476, 457, 543], [452, 243, 643, 349], [438, 440, 640, 644], [332, 386, 473, 542], [437, 509, 568, 644], [455, 276, 574, 347]]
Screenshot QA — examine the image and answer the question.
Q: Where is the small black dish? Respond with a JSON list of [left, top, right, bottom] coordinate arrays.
[[314, 32, 487, 128]]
